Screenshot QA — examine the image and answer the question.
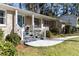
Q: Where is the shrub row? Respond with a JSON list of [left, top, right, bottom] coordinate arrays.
[[0, 29, 21, 56], [5, 32, 21, 46]]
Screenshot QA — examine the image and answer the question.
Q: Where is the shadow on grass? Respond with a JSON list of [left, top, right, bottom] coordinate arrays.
[[65, 40, 79, 42]]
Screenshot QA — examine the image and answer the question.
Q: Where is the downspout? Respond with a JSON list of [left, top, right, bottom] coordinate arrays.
[[12, 13, 15, 33]]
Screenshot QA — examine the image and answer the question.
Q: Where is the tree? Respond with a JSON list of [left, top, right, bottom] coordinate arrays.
[[7, 3, 79, 17]]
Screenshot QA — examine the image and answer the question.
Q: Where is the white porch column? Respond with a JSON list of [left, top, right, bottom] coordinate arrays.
[[15, 10, 23, 41], [41, 19, 46, 39], [44, 28, 46, 39], [41, 19, 43, 29], [15, 10, 18, 25], [15, 10, 18, 36], [32, 14, 35, 37]]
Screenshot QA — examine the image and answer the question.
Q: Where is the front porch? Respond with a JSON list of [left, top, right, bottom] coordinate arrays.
[[14, 10, 64, 43], [16, 13, 57, 42]]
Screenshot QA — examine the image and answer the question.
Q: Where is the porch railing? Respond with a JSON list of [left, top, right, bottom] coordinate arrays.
[[21, 25, 49, 42]]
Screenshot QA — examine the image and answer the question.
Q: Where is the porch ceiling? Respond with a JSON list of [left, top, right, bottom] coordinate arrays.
[[0, 3, 58, 21]]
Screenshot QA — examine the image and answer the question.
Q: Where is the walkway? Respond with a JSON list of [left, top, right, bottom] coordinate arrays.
[[25, 36, 79, 47]]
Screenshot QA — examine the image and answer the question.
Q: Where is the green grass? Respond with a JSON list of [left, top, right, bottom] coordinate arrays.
[[16, 37, 79, 56]]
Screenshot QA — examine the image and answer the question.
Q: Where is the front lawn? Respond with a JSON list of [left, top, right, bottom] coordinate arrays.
[[16, 37, 79, 56]]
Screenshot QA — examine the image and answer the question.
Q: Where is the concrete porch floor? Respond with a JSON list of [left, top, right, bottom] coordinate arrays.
[[25, 36, 79, 47]]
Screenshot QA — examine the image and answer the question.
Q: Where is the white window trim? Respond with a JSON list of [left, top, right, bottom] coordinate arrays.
[[0, 9, 7, 27]]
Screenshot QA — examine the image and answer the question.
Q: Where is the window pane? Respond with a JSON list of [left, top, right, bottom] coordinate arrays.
[[18, 15, 24, 27], [22, 16, 24, 24], [0, 10, 5, 17], [0, 18, 4, 24]]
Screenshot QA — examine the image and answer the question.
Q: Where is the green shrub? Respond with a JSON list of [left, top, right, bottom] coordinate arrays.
[[71, 26, 77, 34], [0, 40, 16, 56], [5, 33, 21, 46], [46, 31, 52, 38], [56, 34, 64, 38], [0, 29, 3, 40], [65, 25, 72, 34], [59, 34, 64, 37], [46, 31, 65, 38], [50, 27, 59, 34]]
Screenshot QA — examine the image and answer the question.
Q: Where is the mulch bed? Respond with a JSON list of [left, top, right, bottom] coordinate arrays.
[[16, 44, 26, 51]]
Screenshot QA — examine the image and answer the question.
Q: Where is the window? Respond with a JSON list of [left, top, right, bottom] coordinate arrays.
[[18, 15, 24, 27], [34, 18, 41, 28], [0, 10, 6, 24]]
